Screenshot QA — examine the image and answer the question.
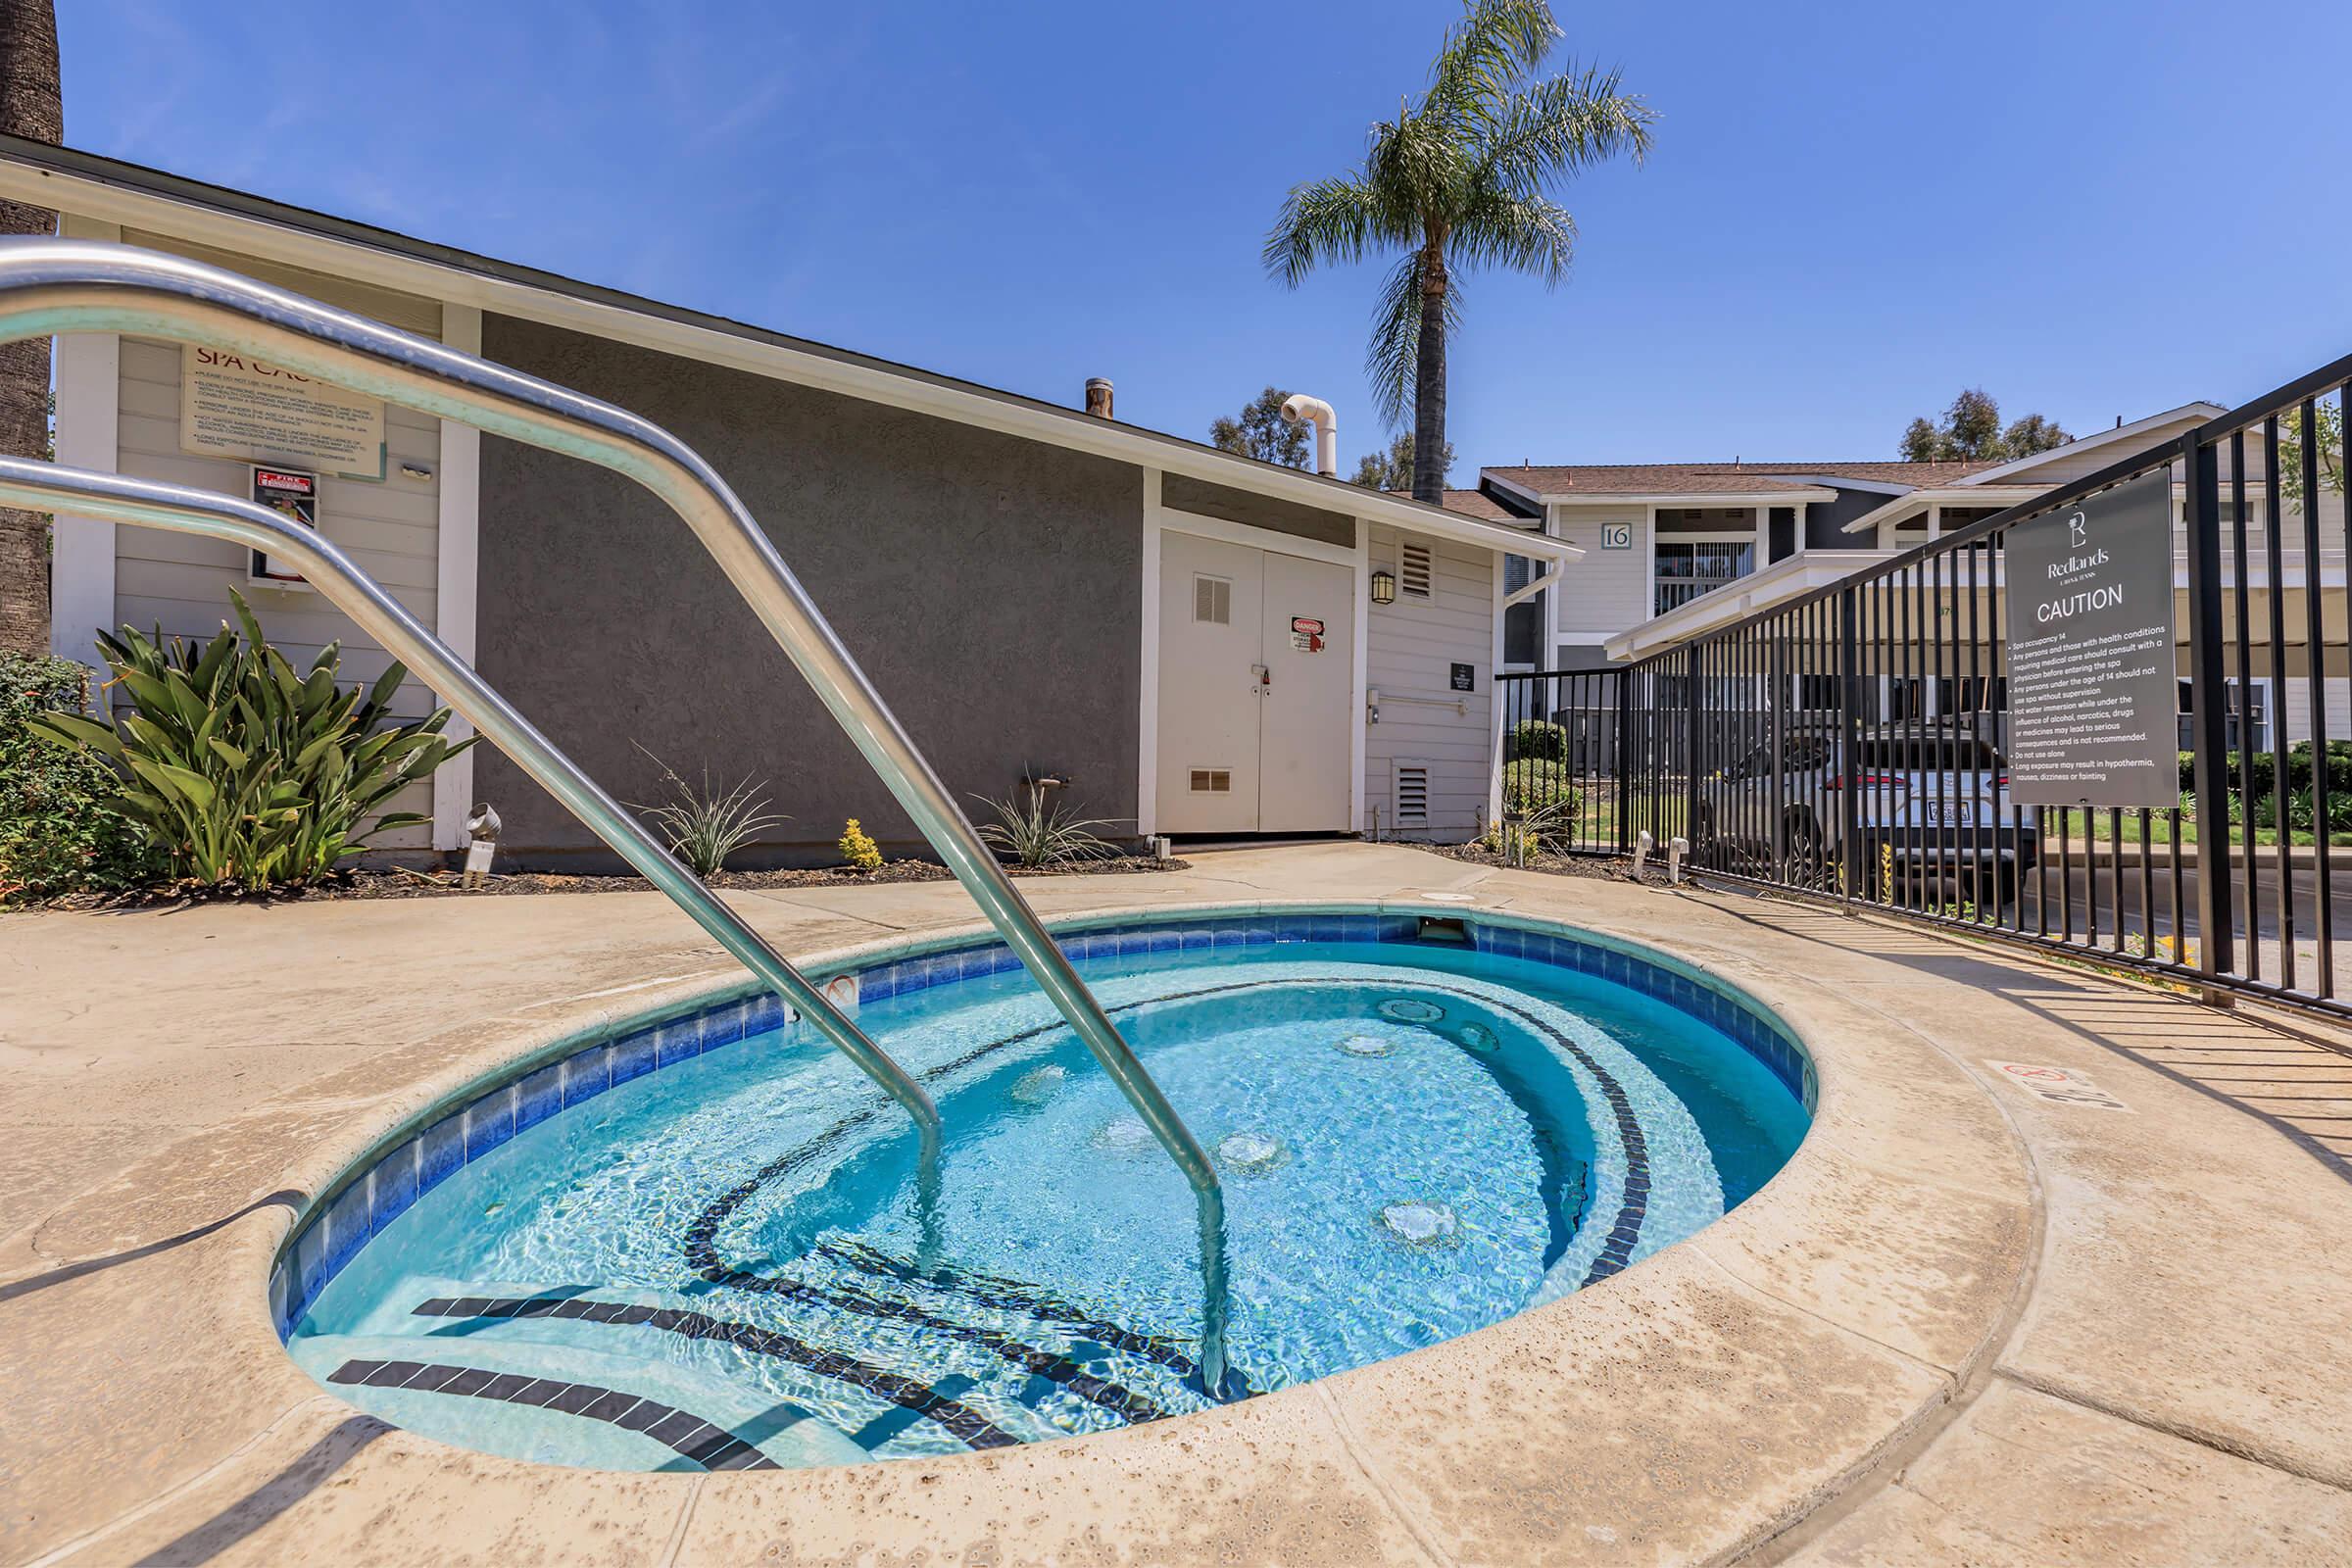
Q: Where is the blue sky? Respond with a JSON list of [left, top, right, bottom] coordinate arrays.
[[60, 1, 2352, 475]]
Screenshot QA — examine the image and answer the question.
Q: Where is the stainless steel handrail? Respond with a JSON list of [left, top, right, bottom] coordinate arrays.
[[0, 239, 1229, 1390], [0, 455, 943, 1143]]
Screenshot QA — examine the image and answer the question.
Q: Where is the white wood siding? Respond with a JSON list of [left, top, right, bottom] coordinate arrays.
[[2278, 678, 2352, 750], [1548, 503, 1649, 644], [102, 240, 448, 851], [1366, 524, 1494, 841]]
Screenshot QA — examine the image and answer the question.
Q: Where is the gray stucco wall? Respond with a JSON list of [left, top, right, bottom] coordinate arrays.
[[1159, 471, 1354, 548], [473, 317, 1145, 868], [1805, 486, 1892, 549]]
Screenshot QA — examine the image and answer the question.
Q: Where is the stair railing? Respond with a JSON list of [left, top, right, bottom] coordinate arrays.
[[0, 239, 1230, 1393]]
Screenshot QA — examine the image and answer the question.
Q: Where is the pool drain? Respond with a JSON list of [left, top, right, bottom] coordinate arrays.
[[1218, 1131, 1287, 1174], [1378, 1201, 1461, 1249], [1337, 1032, 1397, 1058], [1010, 1064, 1066, 1103], [1378, 998, 1445, 1023]]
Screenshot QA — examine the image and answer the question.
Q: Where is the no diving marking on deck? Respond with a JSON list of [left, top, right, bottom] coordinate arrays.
[[1984, 1060, 2132, 1112]]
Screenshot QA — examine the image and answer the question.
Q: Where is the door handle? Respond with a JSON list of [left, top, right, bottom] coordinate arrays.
[[1252, 663, 1271, 694]]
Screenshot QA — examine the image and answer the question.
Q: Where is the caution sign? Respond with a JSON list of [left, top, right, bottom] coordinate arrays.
[[2000, 469, 2178, 808]]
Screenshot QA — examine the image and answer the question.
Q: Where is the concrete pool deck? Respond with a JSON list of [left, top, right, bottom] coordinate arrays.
[[1, 841, 2347, 1565]]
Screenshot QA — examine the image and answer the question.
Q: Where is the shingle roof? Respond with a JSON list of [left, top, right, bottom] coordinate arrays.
[[1380, 487, 1542, 523], [1486, 460, 1997, 496]]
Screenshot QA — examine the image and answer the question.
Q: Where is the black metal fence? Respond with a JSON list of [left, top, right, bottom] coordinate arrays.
[[1497, 353, 2352, 1020]]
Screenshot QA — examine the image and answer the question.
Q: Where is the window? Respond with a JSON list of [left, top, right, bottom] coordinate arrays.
[[1398, 540, 1435, 598], [1194, 574, 1231, 625], [1653, 540, 1754, 615], [1189, 768, 1232, 793], [2178, 679, 2269, 753]]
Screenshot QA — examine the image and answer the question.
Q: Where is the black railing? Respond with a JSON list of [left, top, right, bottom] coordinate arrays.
[[1497, 353, 2352, 1020]]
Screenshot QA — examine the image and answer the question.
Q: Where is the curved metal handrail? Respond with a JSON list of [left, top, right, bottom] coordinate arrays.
[[0, 239, 1228, 1389], [0, 455, 942, 1137]]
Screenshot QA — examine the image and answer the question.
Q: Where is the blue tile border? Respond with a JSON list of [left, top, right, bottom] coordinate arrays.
[[271, 906, 1816, 1342]]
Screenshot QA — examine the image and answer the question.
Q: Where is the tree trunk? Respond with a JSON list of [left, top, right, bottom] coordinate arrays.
[[1409, 244, 1447, 506], [0, 0, 60, 657]]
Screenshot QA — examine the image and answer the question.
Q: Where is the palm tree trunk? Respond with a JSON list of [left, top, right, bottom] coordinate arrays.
[[1409, 245, 1447, 506], [0, 0, 60, 656]]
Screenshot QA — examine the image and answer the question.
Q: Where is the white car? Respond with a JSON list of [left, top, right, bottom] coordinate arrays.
[[1692, 723, 2040, 900]]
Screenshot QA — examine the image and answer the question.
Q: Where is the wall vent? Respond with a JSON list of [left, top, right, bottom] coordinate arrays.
[[1392, 762, 1430, 825], [1398, 541, 1434, 599], [1194, 574, 1232, 625], [1189, 768, 1232, 794]]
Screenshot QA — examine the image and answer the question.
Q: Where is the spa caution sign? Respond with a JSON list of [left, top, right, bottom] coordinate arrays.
[[180, 345, 386, 478], [2001, 469, 2177, 808]]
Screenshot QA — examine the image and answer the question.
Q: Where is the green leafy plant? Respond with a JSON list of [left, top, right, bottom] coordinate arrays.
[[973, 787, 1119, 869], [628, 745, 787, 878], [1502, 756, 1582, 814], [1504, 719, 1568, 763], [1498, 795, 1577, 865], [1, 652, 161, 902], [838, 817, 882, 873], [26, 593, 470, 892]]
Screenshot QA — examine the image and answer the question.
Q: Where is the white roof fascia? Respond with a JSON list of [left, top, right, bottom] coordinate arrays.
[[1955, 403, 2230, 486], [0, 149, 1578, 564], [1837, 485, 2049, 536], [1601, 550, 1888, 662], [1552, 486, 1839, 508]]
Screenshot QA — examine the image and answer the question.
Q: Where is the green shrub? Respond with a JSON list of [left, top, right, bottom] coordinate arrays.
[[629, 745, 786, 878], [1502, 757, 1582, 815], [973, 787, 1118, 868], [1505, 719, 1567, 763], [0, 652, 161, 902], [837, 817, 882, 872], [27, 593, 470, 892], [2182, 742, 2352, 806]]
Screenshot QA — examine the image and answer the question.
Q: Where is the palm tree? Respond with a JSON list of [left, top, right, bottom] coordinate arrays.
[[1264, 0, 1651, 504], [0, 0, 61, 655]]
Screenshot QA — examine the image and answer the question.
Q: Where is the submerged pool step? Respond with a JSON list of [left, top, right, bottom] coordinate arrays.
[[407, 1294, 1026, 1448]]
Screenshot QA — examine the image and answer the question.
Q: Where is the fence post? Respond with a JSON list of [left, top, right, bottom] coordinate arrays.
[[1612, 668, 1632, 854], [1684, 644, 1702, 858], [2181, 431, 2236, 989], [1839, 585, 1863, 906]]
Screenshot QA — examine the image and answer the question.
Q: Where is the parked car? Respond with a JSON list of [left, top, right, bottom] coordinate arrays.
[[1691, 722, 2039, 901]]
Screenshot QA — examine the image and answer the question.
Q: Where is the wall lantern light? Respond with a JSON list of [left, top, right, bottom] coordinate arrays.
[[1369, 568, 1397, 606]]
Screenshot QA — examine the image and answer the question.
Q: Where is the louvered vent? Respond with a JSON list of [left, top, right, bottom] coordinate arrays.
[[1393, 763, 1430, 825], [1398, 541, 1434, 598], [1194, 574, 1231, 624], [1189, 768, 1232, 794]]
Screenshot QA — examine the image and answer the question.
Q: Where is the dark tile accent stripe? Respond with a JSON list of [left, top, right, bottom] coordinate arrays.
[[282, 908, 1809, 1342], [690, 973, 1648, 1375], [410, 1297, 1021, 1450], [324, 1357, 780, 1470], [815, 1240, 1199, 1375]]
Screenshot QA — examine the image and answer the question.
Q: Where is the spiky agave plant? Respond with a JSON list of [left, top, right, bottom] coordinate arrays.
[[627, 744, 789, 878], [27, 590, 470, 891], [972, 787, 1119, 870]]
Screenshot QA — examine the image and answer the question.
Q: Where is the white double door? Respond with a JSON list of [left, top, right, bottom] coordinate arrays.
[[1156, 529, 1353, 835]]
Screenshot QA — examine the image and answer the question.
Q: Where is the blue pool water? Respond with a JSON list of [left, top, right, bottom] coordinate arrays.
[[287, 926, 1808, 1472]]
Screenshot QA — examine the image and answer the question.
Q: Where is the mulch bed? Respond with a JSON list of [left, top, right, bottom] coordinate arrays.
[[1414, 840, 1663, 886], [24, 855, 1190, 911]]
